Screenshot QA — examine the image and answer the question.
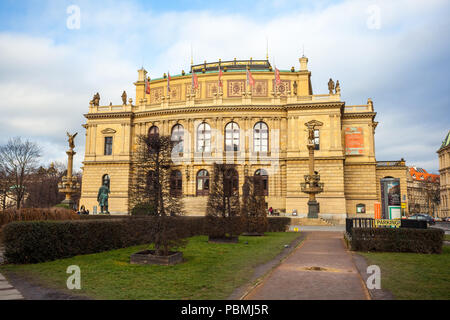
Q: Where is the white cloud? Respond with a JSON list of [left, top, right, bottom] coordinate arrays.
[[0, 0, 448, 173]]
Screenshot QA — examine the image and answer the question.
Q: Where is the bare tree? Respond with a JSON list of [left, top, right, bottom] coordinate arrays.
[[0, 167, 14, 211], [241, 176, 268, 235], [24, 162, 70, 208], [205, 163, 242, 240], [129, 134, 185, 255], [0, 137, 41, 209]]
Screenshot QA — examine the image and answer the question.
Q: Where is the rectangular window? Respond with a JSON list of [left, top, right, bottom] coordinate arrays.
[[314, 129, 320, 150], [104, 137, 113, 155]]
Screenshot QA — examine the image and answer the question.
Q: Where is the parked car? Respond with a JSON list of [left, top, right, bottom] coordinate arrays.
[[408, 214, 435, 225]]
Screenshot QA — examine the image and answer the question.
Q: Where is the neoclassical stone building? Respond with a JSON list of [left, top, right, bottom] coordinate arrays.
[[79, 56, 408, 221], [438, 131, 450, 217]]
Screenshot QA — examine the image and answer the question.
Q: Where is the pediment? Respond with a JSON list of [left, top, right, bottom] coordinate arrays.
[[101, 128, 117, 134]]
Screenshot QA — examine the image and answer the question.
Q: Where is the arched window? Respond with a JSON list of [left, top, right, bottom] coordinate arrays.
[[148, 126, 159, 152], [225, 122, 240, 151], [224, 168, 239, 196], [148, 126, 159, 139], [196, 169, 210, 196], [254, 169, 268, 196], [356, 203, 366, 213], [102, 174, 110, 189], [253, 122, 268, 152], [171, 124, 184, 153], [197, 122, 211, 152], [170, 170, 182, 196]]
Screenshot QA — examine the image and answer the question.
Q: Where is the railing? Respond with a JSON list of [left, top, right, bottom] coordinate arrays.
[[89, 94, 342, 113], [346, 218, 374, 234], [376, 160, 406, 167], [344, 105, 370, 112]]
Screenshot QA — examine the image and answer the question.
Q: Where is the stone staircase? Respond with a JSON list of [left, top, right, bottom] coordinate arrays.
[[290, 217, 334, 226]]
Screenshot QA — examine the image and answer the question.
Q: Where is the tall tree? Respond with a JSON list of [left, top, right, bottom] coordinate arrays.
[[241, 176, 268, 235], [0, 137, 41, 209], [129, 134, 185, 255], [24, 162, 72, 208], [0, 167, 13, 211], [205, 163, 242, 239]]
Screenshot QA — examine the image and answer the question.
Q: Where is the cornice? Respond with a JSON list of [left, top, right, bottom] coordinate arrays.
[[85, 102, 347, 120]]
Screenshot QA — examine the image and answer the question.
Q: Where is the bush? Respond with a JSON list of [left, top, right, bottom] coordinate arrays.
[[131, 203, 156, 216], [0, 208, 79, 229], [350, 227, 444, 254], [267, 217, 291, 232], [2, 216, 206, 264], [1, 215, 290, 264], [54, 203, 71, 209]]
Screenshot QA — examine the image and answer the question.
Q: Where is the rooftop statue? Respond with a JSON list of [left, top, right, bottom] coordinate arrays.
[[335, 80, 340, 94], [90, 92, 100, 106], [328, 78, 335, 94], [122, 91, 127, 105]]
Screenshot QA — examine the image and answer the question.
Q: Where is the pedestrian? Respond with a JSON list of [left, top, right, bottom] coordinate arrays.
[[269, 207, 273, 216]]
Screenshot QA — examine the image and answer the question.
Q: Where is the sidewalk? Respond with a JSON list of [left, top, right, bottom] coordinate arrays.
[[244, 231, 369, 300], [0, 273, 24, 300]]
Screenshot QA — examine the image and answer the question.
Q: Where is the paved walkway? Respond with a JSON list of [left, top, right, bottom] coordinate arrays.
[[0, 273, 24, 300], [0, 246, 24, 300], [245, 231, 369, 300]]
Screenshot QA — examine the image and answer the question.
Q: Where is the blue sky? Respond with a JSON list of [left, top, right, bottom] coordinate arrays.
[[0, 0, 448, 173]]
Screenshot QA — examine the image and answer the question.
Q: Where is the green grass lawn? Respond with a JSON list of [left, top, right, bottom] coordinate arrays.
[[360, 246, 450, 300], [445, 234, 450, 241], [0, 232, 300, 300]]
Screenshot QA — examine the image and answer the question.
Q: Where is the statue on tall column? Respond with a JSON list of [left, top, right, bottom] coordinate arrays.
[[97, 181, 110, 214], [66, 132, 78, 150], [328, 78, 335, 94]]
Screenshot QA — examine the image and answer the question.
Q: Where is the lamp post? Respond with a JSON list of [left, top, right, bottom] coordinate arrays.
[[300, 120, 324, 218], [58, 132, 80, 210]]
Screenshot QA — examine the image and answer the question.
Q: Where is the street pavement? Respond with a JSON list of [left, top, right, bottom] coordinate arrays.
[[245, 231, 369, 300]]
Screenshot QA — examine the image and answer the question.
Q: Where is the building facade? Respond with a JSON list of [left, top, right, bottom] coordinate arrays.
[[438, 131, 450, 217], [79, 56, 408, 222], [407, 167, 440, 217]]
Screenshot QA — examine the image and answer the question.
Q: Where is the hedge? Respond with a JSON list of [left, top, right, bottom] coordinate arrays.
[[267, 217, 291, 232], [2, 216, 290, 264], [0, 208, 79, 229], [350, 227, 444, 254]]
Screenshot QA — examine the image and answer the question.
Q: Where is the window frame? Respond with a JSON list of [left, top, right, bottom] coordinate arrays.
[[196, 169, 210, 196], [225, 121, 240, 152], [104, 137, 113, 155], [197, 122, 211, 153], [253, 122, 269, 152]]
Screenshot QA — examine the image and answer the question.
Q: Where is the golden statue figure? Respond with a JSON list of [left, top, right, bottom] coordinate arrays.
[[67, 132, 78, 150]]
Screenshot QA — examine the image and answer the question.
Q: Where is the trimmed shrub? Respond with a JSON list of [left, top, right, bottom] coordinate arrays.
[[54, 203, 71, 209], [131, 203, 156, 216], [350, 227, 444, 254], [1, 215, 289, 264], [0, 208, 79, 229], [267, 217, 291, 232], [2, 216, 207, 264]]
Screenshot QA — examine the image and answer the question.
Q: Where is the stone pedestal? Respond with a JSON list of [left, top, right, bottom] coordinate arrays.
[[307, 200, 320, 219], [61, 199, 76, 210]]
